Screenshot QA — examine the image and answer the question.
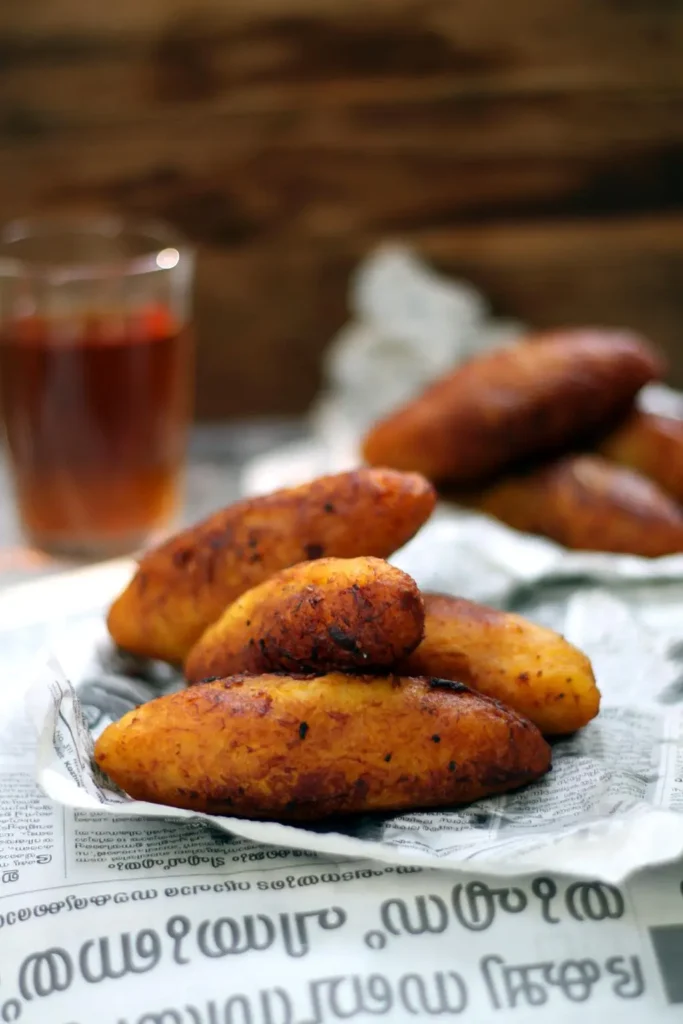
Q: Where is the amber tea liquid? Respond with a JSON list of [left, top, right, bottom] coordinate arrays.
[[0, 307, 192, 556]]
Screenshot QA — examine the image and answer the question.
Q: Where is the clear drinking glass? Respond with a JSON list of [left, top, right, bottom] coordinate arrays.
[[0, 216, 194, 558]]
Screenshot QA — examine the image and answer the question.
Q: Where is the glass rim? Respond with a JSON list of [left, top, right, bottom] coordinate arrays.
[[0, 215, 193, 283]]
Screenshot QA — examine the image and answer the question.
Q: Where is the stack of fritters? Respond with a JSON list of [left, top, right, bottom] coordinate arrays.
[[362, 329, 683, 555], [96, 469, 600, 822]]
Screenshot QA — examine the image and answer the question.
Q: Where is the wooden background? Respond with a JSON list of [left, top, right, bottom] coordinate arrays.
[[1, 0, 683, 417]]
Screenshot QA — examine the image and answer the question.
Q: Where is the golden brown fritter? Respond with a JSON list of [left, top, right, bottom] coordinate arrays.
[[400, 594, 599, 735], [94, 673, 552, 820], [185, 556, 424, 683], [362, 329, 663, 483], [107, 468, 436, 664], [598, 410, 683, 505], [464, 454, 683, 556]]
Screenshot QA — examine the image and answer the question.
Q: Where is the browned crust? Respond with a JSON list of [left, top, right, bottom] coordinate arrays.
[[107, 468, 436, 663], [401, 594, 505, 688], [468, 453, 683, 556], [400, 593, 600, 735], [598, 409, 683, 505], [362, 329, 663, 483], [185, 556, 425, 683], [94, 673, 551, 820]]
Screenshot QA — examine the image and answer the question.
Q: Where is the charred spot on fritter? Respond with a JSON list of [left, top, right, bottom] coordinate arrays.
[[327, 626, 362, 655], [429, 678, 470, 694]]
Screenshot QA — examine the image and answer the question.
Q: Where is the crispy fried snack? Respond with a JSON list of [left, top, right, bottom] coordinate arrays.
[[400, 594, 599, 735], [463, 454, 683, 557], [362, 329, 663, 483], [107, 468, 436, 664], [598, 410, 683, 505], [94, 673, 551, 820], [185, 556, 424, 683]]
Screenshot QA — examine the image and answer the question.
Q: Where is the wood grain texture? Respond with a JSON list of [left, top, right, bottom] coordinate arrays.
[[0, 0, 682, 415]]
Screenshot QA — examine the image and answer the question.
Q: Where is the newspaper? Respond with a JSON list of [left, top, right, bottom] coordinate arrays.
[[4, 245, 683, 1019], [3, 547, 683, 1021], [24, 513, 683, 887]]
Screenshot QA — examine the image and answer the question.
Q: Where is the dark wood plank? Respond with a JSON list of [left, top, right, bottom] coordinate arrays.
[[0, 0, 682, 416], [2, 0, 683, 92], [1, 2, 683, 148], [0, 99, 682, 242], [191, 216, 683, 418]]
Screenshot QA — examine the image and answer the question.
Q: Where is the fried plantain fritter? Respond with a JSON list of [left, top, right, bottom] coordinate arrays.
[[185, 556, 424, 683], [107, 468, 436, 664], [400, 594, 599, 735], [462, 454, 683, 557], [598, 409, 683, 505], [362, 329, 663, 484], [94, 673, 551, 820]]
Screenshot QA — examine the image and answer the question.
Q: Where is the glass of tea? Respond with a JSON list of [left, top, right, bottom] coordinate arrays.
[[0, 216, 194, 558]]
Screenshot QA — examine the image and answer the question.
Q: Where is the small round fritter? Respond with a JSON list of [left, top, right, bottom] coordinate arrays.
[[185, 556, 424, 682]]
